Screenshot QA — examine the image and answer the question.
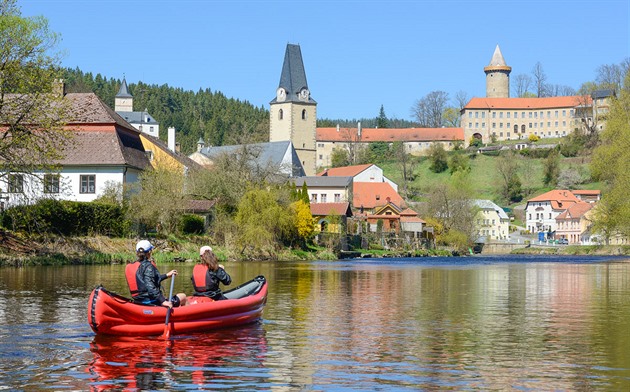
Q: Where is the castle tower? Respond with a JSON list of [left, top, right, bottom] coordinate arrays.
[[484, 45, 511, 98], [269, 44, 317, 176], [115, 77, 133, 112]]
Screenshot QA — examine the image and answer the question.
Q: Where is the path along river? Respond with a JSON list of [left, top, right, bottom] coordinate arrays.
[[1, 254, 629, 390]]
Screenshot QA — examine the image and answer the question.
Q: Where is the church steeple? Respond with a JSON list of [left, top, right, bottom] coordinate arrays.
[[269, 44, 317, 176], [115, 77, 133, 112], [272, 44, 316, 104], [484, 45, 512, 98]]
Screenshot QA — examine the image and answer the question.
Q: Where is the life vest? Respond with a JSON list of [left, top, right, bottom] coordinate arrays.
[[192, 264, 209, 293], [125, 259, 156, 298]]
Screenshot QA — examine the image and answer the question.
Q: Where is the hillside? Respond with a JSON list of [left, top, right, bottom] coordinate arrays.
[[379, 149, 601, 211]]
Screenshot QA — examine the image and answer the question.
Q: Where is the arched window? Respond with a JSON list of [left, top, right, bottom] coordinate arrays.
[[302, 109, 307, 120], [278, 109, 283, 120], [513, 124, 518, 133], [521, 124, 526, 132]]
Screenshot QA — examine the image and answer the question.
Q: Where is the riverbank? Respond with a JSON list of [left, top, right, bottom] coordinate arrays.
[[0, 232, 454, 266]]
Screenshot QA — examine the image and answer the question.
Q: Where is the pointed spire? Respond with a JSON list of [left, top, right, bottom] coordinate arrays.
[[273, 44, 315, 103], [488, 45, 507, 67], [116, 77, 132, 98]]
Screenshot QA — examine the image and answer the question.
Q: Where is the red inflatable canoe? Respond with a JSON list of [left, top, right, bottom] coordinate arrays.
[[87, 275, 267, 336]]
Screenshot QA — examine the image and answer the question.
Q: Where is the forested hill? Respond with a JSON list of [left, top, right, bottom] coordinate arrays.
[[62, 68, 270, 154], [61, 68, 419, 154]]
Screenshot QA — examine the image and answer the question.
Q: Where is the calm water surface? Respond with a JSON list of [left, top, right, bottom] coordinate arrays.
[[1, 255, 629, 391]]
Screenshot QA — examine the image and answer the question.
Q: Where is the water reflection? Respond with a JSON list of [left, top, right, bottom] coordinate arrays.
[[1, 257, 630, 390], [88, 323, 268, 390]]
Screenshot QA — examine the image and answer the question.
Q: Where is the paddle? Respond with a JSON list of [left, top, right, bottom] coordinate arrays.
[[162, 274, 176, 340]]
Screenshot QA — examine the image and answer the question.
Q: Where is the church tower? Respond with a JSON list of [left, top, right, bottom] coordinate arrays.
[[269, 44, 317, 176], [484, 45, 511, 98], [115, 77, 133, 112]]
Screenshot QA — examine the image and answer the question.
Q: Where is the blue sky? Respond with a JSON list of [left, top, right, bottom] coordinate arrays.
[[21, 0, 630, 121]]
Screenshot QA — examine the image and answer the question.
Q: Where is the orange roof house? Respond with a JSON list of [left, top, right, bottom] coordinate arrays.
[[353, 182, 404, 212], [317, 127, 463, 143]]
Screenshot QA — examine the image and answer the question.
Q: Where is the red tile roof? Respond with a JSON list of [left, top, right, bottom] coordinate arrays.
[[353, 182, 404, 209], [464, 95, 591, 110], [527, 190, 580, 210], [571, 190, 601, 196], [317, 127, 463, 143], [317, 164, 373, 177], [310, 202, 352, 216], [556, 202, 593, 220]]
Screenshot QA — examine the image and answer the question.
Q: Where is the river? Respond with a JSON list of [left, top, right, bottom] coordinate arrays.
[[1, 255, 629, 390]]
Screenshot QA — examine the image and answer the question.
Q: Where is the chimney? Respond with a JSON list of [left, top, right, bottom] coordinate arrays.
[[336, 124, 340, 132], [358, 121, 362, 138], [53, 79, 66, 97], [168, 127, 176, 152]]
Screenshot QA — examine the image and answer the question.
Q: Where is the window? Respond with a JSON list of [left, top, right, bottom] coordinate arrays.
[[318, 154, 323, 159], [321, 194, 327, 203], [317, 143, 324, 147], [492, 123, 496, 128], [562, 110, 566, 117], [507, 112, 510, 118], [475, 123, 478, 128], [547, 111, 551, 118], [492, 112, 496, 118], [150, 126, 154, 132], [278, 109, 283, 120], [8, 174, 23, 193], [529, 112, 532, 118], [80, 175, 95, 194], [468, 122, 472, 128], [481, 112, 485, 118], [468, 112, 472, 118], [514, 112, 518, 118], [311, 194, 317, 203], [482, 122, 485, 128], [475, 112, 479, 118], [44, 174, 60, 194], [334, 193, 341, 202], [302, 109, 307, 120], [499, 112, 503, 118]]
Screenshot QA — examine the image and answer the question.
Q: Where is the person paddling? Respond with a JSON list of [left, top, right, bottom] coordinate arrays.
[[191, 246, 231, 300], [125, 240, 187, 308]]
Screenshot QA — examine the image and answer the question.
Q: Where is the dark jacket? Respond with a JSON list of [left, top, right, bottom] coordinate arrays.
[[191, 264, 232, 300], [134, 259, 167, 304]]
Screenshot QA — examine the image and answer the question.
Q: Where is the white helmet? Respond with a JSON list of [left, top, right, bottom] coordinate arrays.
[[199, 245, 213, 256], [136, 240, 153, 252]]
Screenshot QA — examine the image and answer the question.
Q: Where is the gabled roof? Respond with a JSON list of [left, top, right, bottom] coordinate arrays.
[[317, 164, 374, 177], [527, 190, 580, 210], [464, 96, 591, 110], [572, 190, 601, 196], [353, 182, 404, 209], [556, 202, 593, 220], [140, 133, 203, 171], [270, 44, 316, 104], [317, 127, 463, 142], [310, 202, 353, 217], [293, 176, 353, 188], [474, 199, 509, 220], [199, 140, 305, 177], [117, 110, 159, 125], [59, 93, 150, 169]]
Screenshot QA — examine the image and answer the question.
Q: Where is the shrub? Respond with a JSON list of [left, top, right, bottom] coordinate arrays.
[[179, 214, 205, 235], [1, 199, 129, 236]]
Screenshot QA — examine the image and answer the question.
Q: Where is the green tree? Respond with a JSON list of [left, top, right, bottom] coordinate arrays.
[[590, 70, 630, 239], [127, 168, 186, 234], [235, 188, 295, 257], [496, 152, 523, 203], [331, 148, 350, 168], [448, 152, 470, 174], [543, 149, 561, 187], [428, 142, 448, 173], [0, 0, 69, 185], [376, 104, 389, 128]]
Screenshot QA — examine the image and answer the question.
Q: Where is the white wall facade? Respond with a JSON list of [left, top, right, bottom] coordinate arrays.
[[525, 201, 559, 234], [1, 166, 143, 208]]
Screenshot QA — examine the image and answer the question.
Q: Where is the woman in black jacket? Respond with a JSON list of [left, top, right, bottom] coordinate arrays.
[[191, 246, 232, 300]]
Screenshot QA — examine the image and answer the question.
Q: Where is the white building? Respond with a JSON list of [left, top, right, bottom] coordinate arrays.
[[474, 199, 510, 241]]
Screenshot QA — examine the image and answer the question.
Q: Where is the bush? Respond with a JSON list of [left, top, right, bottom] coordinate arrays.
[[1, 199, 129, 236], [179, 214, 205, 235]]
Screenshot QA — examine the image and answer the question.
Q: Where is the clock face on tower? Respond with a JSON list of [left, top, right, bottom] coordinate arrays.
[[276, 88, 286, 102], [299, 88, 310, 101]]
